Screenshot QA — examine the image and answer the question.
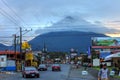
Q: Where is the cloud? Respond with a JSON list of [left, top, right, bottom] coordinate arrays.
[[0, 0, 120, 45], [35, 15, 119, 34], [4, 0, 120, 25]]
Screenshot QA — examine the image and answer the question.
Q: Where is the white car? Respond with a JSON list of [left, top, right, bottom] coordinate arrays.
[[38, 64, 47, 71]]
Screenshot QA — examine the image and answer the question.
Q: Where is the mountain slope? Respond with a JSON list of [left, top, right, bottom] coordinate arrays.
[[29, 31, 107, 52], [0, 43, 10, 50]]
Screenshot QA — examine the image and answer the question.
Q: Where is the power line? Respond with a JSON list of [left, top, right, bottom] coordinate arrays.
[[1, 0, 32, 29], [0, 7, 21, 28], [0, 36, 13, 38]]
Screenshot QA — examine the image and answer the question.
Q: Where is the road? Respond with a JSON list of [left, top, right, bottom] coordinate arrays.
[[0, 64, 70, 80], [0, 64, 97, 80], [1, 64, 119, 80]]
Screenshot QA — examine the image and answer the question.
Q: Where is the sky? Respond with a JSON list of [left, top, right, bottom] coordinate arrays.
[[0, 0, 120, 45]]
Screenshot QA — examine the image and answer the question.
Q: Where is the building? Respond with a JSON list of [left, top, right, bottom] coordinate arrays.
[[0, 50, 20, 60]]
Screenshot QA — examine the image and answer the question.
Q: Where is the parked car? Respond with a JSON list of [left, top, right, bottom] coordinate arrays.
[[22, 66, 40, 78], [52, 64, 61, 71], [38, 64, 47, 71]]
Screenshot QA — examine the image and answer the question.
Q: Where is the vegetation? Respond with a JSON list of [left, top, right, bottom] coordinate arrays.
[[47, 52, 67, 60], [91, 49, 99, 59]]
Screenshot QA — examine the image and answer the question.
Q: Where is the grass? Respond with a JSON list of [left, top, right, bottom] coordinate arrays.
[[92, 66, 113, 70], [114, 75, 120, 78], [92, 66, 100, 70]]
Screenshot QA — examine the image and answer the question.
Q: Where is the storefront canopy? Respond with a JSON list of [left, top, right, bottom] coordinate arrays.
[[105, 52, 120, 61]]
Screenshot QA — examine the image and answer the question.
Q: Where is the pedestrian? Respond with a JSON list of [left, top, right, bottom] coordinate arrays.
[[98, 64, 109, 80]]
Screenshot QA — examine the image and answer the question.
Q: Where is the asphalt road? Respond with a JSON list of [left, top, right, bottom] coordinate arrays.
[[0, 64, 70, 80]]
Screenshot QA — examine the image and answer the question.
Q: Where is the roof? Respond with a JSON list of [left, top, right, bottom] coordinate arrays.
[[0, 51, 20, 55], [92, 46, 120, 49]]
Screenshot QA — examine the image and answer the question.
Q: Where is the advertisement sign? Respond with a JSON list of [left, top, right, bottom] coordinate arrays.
[[92, 37, 120, 46], [7, 60, 15, 66], [25, 53, 33, 60], [93, 59, 100, 66], [22, 41, 31, 49], [0, 55, 7, 67]]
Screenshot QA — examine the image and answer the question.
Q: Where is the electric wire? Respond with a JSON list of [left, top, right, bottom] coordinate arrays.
[[0, 7, 21, 28], [1, 0, 30, 28]]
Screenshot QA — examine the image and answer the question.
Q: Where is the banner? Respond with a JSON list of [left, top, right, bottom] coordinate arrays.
[[92, 37, 120, 46]]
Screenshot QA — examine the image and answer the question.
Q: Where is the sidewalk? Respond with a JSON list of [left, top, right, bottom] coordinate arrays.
[[68, 65, 120, 80], [68, 66, 96, 80], [88, 67, 120, 80]]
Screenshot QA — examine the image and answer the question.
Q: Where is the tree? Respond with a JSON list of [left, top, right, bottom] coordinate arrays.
[[48, 52, 66, 60]]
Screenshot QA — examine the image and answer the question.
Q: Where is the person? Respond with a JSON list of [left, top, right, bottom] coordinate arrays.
[[98, 64, 109, 80]]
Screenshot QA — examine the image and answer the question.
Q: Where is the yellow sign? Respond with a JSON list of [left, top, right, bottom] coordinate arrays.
[[25, 53, 33, 60], [31, 62, 38, 67], [22, 41, 31, 49]]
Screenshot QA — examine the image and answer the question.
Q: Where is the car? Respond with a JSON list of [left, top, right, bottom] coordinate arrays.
[[38, 64, 47, 71], [22, 66, 40, 78], [52, 64, 61, 71]]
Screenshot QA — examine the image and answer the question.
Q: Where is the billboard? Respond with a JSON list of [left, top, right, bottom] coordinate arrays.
[[92, 37, 120, 46], [25, 53, 33, 60], [0, 55, 7, 67], [93, 59, 100, 66]]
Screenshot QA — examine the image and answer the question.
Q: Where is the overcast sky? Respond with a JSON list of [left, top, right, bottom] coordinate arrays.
[[0, 0, 120, 45]]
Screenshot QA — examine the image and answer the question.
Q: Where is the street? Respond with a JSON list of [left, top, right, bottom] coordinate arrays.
[[0, 64, 98, 80], [0, 64, 70, 80], [1, 64, 119, 80]]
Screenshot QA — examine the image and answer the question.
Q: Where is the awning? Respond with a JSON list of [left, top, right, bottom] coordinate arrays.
[[105, 52, 120, 61]]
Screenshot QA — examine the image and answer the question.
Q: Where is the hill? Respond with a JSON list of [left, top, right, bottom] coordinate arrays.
[[29, 31, 107, 52], [0, 43, 10, 50]]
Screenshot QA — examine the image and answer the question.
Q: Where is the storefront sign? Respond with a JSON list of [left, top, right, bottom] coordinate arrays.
[[25, 53, 33, 60]]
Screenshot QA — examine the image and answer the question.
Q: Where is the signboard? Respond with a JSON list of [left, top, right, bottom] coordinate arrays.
[[92, 37, 120, 46], [25, 53, 33, 60], [102, 62, 111, 66], [110, 71, 115, 76], [71, 53, 77, 58], [41, 56, 45, 61], [22, 41, 31, 49], [7, 60, 15, 66], [93, 59, 100, 66], [0, 55, 7, 67]]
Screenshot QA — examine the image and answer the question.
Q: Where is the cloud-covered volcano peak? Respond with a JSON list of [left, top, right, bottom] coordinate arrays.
[[35, 15, 118, 35]]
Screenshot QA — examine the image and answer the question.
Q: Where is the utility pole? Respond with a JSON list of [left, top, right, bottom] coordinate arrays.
[[14, 34, 17, 60], [20, 27, 22, 59], [19, 27, 23, 71], [19, 27, 32, 70]]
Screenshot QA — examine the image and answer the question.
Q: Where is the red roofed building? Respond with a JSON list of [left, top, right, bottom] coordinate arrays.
[[0, 50, 20, 60]]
